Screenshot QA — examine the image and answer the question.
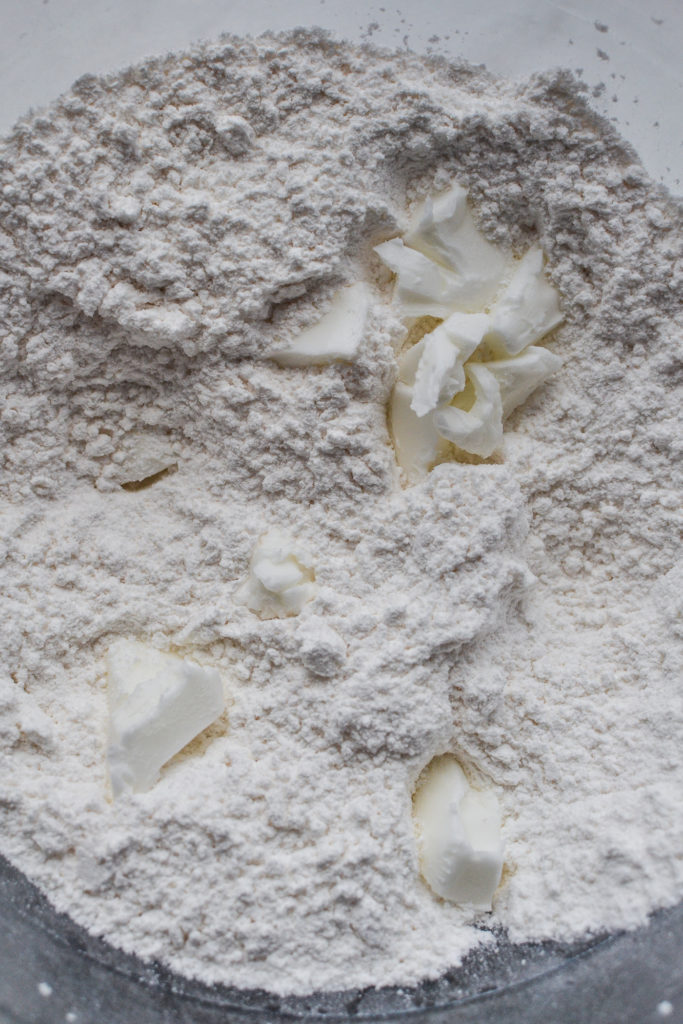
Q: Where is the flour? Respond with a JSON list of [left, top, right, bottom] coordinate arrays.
[[0, 30, 681, 997]]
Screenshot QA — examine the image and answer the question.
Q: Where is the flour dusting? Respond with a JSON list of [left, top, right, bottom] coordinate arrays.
[[0, 30, 681, 996]]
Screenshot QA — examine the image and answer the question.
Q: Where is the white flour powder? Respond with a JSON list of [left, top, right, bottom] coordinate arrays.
[[0, 30, 681, 996]]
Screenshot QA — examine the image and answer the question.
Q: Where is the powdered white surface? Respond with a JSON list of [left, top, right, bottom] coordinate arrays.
[[0, 31, 681, 997]]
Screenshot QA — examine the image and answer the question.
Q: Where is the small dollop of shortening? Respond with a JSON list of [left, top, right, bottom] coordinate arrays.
[[412, 755, 504, 910], [377, 184, 562, 477], [235, 528, 317, 618], [106, 640, 224, 797], [267, 283, 369, 366]]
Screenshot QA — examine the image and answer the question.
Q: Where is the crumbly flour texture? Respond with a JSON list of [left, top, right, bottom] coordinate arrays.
[[0, 30, 681, 996]]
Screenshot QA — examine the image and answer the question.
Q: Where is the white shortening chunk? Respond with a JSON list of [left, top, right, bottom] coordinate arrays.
[[268, 283, 369, 366], [397, 338, 426, 386], [390, 382, 451, 481], [486, 345, 563, 419], [374, 238, 469, 319], [114, 432, 177, 487], [380, 182, 564, 476], [433, 363, 503, 459], [489, 247, 563, 355], [411, 312, 490, 417], [236, 528, 316, 618], [106, 640, 224, 798], [405, 183, 508, 311], [412, 330, 462, 417], [413, 755, 504, 910]]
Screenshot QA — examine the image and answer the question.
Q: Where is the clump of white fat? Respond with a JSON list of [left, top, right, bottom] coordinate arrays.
[[488, 247, 564, 356], [390, 382, 452, 480], [406, 183, 508, 309], [413, 755, 504, 911], [235, 528, 317, 619], [410, 312, 490, 417], [106, 640, 224, 798], [376, 183, 507, 317], [115, 434, 177, 485], [267, 283, 369, 366], [373, 239, 472, 321], [376, 184, 563, 476], [485, 345, 564, 419], [433, 363, 504, 460]]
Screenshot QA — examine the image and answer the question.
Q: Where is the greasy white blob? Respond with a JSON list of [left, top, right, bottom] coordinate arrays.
[[373, 239, 470, 319], [405, 183, 509, 310], [107, 432, 178, 489], [235, 528, 317, 618], [268, 283, 369, 366], [489, 248, 564, 355], [397, 338, 427, 386], [390, 381, 452, 480], [106, 640, 224, 797], [413, 755, 504, 910], [433, 364, 504, 459], [411, 313, 490, 417], [381, 188, 562, 470], [485, 346, 563, 419]]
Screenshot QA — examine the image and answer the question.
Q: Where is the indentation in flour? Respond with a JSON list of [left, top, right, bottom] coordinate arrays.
[[120, 465, 178, 491]]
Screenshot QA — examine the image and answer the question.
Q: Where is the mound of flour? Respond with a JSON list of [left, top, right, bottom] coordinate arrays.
[[0, 30, 681, 996]]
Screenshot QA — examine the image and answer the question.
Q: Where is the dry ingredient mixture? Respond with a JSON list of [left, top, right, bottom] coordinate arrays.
[[0, 30, 681, 997]]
